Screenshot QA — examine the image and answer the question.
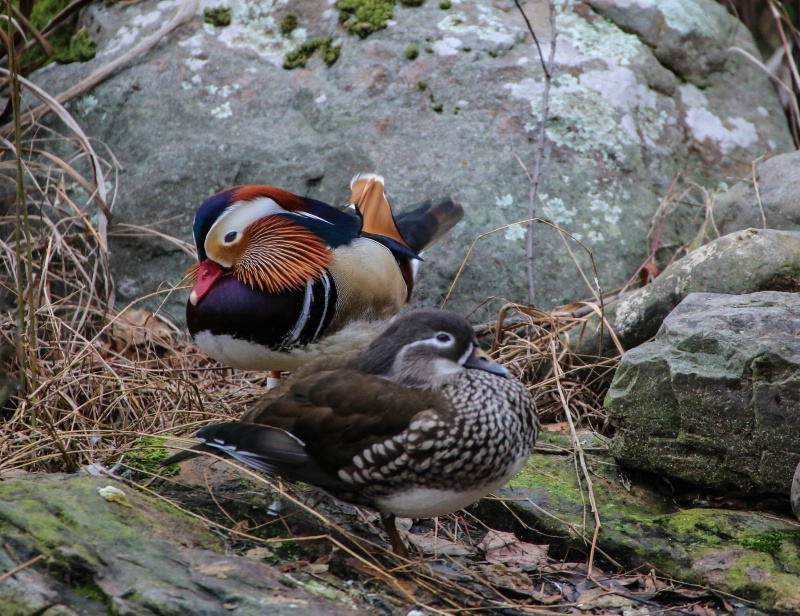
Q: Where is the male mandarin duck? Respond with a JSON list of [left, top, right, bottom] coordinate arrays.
[[166, 308, 539, 557], [186, 174, 463, 375]]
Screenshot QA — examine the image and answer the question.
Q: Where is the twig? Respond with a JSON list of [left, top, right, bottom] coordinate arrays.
[[549, 339, 603, 576], [513, 0, 558, 306], [0, 553, 45, 583], [751, 158, 767, 229], [4, 7, 39, 404]]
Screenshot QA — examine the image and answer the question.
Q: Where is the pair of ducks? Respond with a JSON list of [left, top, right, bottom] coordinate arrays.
[[167, 175, 539, 557]]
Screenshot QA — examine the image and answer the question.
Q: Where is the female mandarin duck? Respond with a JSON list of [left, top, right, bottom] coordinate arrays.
[[166, 308, 539, 557], [186, 174, 463, 377]]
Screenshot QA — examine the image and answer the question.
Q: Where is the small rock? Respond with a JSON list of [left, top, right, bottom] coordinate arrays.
[[713, 150, 800, 236]]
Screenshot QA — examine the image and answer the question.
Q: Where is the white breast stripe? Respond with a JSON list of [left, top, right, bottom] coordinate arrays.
[[285, 280, 314, 346], [313, 272, 332, 341]]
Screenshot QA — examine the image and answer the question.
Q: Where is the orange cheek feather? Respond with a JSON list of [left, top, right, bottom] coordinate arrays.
[[189, 260, 225, 306]]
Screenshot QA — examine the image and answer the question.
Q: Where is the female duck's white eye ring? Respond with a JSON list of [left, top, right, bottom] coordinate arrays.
[[436, 332, 452, 344]]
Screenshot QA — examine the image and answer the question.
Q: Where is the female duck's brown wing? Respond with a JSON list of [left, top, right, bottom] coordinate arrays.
[[175, 369, 450, 489]]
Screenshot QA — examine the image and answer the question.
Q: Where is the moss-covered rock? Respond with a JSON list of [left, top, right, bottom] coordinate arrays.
[[607, 291, 800, 496], [481, 432, 800, 614], [0, 474, 360, 615]]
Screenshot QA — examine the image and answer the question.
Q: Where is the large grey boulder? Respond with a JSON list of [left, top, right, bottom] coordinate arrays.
[[712, 150, 800, 236], [28, 0, 792, 323], [607, 291, 800, 496]]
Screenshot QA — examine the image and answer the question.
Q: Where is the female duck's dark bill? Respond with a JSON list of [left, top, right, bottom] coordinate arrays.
[[465, 347, 509, 377]]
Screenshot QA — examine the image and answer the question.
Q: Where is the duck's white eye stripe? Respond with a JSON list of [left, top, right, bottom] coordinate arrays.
[[457, 346, 473, 366], [406, 334, 455, 350]]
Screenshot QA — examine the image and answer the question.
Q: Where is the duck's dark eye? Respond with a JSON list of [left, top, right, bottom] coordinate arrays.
[[436, 333, 452, 343], [224, 231, 237, 243]]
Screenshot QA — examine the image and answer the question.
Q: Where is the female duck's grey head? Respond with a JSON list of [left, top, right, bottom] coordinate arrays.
[[357, 308, 508, 388]]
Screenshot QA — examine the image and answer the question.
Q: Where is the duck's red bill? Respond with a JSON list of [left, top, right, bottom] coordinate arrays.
[[189, 260, 225, 305]]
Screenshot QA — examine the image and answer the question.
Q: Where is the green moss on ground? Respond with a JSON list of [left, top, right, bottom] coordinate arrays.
[[204, 6, 232, 27], [405, 45, 419, 60], [125, 437, 180, 479], [59, 28, 96, 63], [654, 509, 724, 545], [284, 38, 341, 69], [740, 529, 800, 556], [494, 433, 800, 613]]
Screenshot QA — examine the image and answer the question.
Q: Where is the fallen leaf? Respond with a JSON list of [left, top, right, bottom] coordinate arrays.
[[476, 563, 562, 603], [243, 547, 274, 561], [303, 562, 329, 575], [479, 529, 548, 571], [541, 422, 570, 433], [639, 260, 660, 285], [110, 308, 176, 350]]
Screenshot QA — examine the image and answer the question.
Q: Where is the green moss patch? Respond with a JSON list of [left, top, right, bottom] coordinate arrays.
[[125, 437, 180, 479], [204, 6, 232, 27], [284, 38, 341, 70], [22, 0, 96, 68], [337, 0, 395, 38], [280, 13, 299, 36], [488, 431, 800, 613], [58, 28, 96, 63], [740, 529, 800, 557]]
